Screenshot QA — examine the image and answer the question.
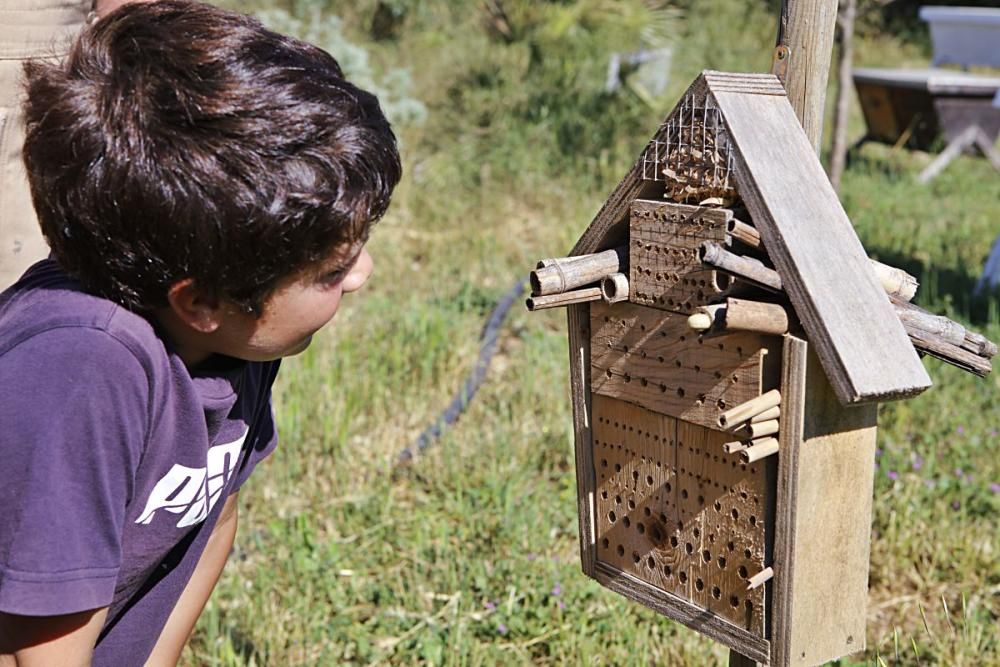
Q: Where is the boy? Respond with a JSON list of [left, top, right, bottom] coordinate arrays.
[[0, 1, 401, 664]]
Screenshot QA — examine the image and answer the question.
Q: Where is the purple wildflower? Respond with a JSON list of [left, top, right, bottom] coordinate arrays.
[[951, 500, 961, 511], [558, 601, 566, 610], [956, 426, 965, 435], [484, 601, 496, 611], [989, 482, 1000, 494], [875, 448, 883, 458], [912, 455, 924, 471], [527, 553, 537, 562], [497, 623, 508, 636], [551, 583, 562, 597], [887, 470, 899, 481]]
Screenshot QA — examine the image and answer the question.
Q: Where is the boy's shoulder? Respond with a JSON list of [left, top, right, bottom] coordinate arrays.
[[0, 259, 165, 367]]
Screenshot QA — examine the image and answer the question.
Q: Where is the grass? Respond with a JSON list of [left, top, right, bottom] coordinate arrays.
[[187, 2, 1000, 664]]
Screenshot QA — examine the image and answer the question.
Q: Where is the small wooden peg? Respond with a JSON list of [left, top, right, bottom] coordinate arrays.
[[747, 566, 774, 590]]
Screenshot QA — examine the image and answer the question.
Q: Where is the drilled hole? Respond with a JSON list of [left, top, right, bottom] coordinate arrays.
[[712, 586, 722, 600], [718, 556, 727, 569], [749, 515, 757, 527], [628, 499, 636, 510], [685, 543, 694, 554], [623, 516, 631, 528], [738, 566, 748, 578], [647, 556, 655, 569], [602, 538, 609, 548], [632, 552, 641, 564], [679, 571, 688, 583], [608, 510, 617, 523], [730, 595, 740, 608], [670, 536, 679, 548], [646, 475, 654, 486], [703, 550, 712, 563], [617, 544, 625, 557], [637, 523, 645, 534], [695, 578, 705, 592]]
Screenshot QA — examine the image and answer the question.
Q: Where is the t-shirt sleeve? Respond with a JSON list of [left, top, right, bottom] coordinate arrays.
[[0, 328, 149, 616], [233, 360, 280, 491]]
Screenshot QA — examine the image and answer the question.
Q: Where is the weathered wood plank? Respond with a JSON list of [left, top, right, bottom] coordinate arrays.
[[771, 335, 876, 666], [594, 561, 770, 664], [567, 303, 597, 576], [590, 302, 767, 430], [708, 85, 931, 404], [629, 200, 734, 314]]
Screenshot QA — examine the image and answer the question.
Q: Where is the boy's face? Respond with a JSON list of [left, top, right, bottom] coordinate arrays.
[[209, 241, 373, 362]]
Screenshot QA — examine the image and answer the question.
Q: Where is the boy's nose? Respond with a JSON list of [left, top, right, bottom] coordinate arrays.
[[342, 247, 372, 293]]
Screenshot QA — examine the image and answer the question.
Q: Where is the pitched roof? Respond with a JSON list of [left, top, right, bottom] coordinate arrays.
[[572, 71, 931, 405]]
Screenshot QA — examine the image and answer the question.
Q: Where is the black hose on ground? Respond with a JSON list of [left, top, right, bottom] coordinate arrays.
[[397, 277, 528, 463]]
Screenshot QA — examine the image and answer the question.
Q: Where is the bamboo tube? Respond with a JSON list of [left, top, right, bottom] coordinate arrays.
[[718, 389, 781, 429], [871, 260, 918, 301], [750, 406, 780, 423], [735, 419, 779, 439], [529, 246, 626, 296], [747, 567, 774, 590], [525, 287, 602, 311], [601, 272, 629, 304], [741, 437, 780, 463], [699, 242, 783, 292], [964, 331, 998, 358], [718, 234, 920, 303], [724, 298, 790, 335], [891, 297, 965, 347], [727, 219, 762, 248], [722, 439, 752, 454]]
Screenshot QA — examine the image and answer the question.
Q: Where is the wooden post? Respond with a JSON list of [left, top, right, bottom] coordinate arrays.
[[731, 3, 844, 667], [829, 0, 858, 192], [774, 0, 840, 154]]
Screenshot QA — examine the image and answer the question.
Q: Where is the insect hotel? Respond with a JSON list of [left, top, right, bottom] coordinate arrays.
[[527, 71, 997, 666]]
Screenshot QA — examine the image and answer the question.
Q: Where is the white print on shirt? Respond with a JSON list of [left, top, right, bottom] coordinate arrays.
[[134, 430, 247, 528]]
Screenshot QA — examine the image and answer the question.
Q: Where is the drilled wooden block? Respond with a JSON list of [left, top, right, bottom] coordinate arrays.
[[592, 394, 769, 636], [591, 301, 767, 431], [629, 200, 734, 314]]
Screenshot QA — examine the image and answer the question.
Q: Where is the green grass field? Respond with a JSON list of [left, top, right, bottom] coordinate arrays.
[[190, 2, 1000, 664]]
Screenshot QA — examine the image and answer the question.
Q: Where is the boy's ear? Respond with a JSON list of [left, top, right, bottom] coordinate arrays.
[[165, 278, 225, 334]]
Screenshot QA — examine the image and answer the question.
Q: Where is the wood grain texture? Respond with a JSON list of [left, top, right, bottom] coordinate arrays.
[[774, 0, 839, 152], [708, 84, 931, 404], [595, 561, 770, 663], [567, 303, 597, 576], [771, 335, 877, 666], [592, 395, 771, 637], [629, 200, 734, 314], [590, 302, 768, 430]]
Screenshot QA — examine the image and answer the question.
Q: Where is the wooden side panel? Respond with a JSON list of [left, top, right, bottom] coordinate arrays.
[[590, 301, 767, 430], [592, 395, 770, 637], [771, 335, 877, 666], [710, 88, 932, 404], [629, 200, 733, 314], [567, 303, 597, 576]]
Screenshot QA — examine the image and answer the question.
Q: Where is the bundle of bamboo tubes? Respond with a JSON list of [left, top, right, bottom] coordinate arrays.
[[697, 232, 997, 376], [526, 246, 629, 311], [718, 390, 782, 464]]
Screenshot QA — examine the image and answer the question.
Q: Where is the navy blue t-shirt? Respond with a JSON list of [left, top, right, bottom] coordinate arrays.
[[0, 260, 279, 664]]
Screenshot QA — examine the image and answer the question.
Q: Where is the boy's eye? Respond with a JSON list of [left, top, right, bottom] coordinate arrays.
[[319, 270, 347, 286]]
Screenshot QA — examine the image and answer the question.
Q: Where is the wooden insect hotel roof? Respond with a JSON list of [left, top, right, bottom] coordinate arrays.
[[572, 71, 931, 406]]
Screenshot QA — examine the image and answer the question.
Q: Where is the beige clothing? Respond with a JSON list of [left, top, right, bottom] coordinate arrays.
[[0, 0, 90, 288]]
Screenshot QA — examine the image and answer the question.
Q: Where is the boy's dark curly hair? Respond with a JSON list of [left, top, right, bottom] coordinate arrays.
[[22, 0, 401, 313]]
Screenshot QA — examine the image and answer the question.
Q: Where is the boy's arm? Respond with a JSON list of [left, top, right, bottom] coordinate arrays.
[[0, 607, 108, 666], [144, 492, 240, 667]]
